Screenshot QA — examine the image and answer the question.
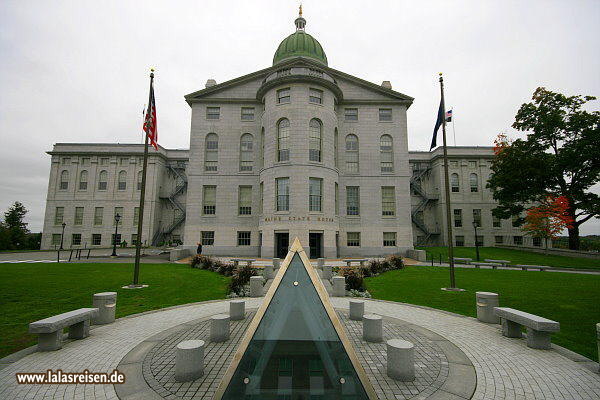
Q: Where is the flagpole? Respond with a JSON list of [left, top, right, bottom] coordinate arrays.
[[129, 69, 153, 288], [439, 73, 459, 290]]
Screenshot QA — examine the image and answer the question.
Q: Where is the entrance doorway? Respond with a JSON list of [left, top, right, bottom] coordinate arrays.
[[309, 232, 323, 259], [275, 232, 289, 259]]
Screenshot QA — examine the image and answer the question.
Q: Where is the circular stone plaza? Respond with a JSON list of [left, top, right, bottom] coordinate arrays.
[[0, 244, 599, 400]]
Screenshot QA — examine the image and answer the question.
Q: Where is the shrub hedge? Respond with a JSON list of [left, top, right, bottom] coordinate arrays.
[[190, 255, 256, 295]]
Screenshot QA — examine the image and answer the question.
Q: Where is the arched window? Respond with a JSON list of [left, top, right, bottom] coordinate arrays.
[[470, 173, 479, 192], [345, 134, 359, 173], [78, 170, 88, 190], [277, 119, 290, 162], [451, 173, 460, 192], [309, 119, 322, 162], [98, 170, 108, 191], [117, 170, 127, 190], [334, 128, 339, 168], [240, 133, 254, 171], [380, 134, 393, 173], [205, 133, 219, 171], [59, 170, 69, 190], [260, 127, 265, 168], [137, 171, 143, 190]]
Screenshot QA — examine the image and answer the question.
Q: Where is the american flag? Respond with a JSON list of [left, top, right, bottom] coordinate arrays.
[[143, 75, 158, 150], [445, 109, 452, 123]]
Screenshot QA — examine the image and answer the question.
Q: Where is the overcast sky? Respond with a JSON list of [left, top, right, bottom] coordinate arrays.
[[1, 0, 599, 235]]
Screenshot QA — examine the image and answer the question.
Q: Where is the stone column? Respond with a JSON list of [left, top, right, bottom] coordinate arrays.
[[363, 314, 383, 342], [92, 292, 117, 325], [230, 300, 245, 320], [349, 300, 365, 321], [332, 276, 345, 297], [387, 339, 415, 381], [210, 314, 230, 342], [175, 340, 205, 382], [249, 276, 263, 297], [475, 292, 500, 324]]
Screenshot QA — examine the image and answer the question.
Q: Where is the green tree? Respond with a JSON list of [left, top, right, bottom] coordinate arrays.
[[488, 87, 600, 250], [1, 202, 30, 250]]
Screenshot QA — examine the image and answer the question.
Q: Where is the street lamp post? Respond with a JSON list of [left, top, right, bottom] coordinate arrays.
[[112, 213, 121, 257], [472, 221, 480, 261], [60, 222, 66, 250]]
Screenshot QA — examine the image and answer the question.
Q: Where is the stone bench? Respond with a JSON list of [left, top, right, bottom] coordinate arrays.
[[471, 262, 502, 269], [230, 258, 256, 268], [344, 258, 368, 268], [515, 264, 549, 271], [29, 308, 99, 351], [453, 257, 472, 265], [494, 307, 560, 349], [484, 259, 511, 267]]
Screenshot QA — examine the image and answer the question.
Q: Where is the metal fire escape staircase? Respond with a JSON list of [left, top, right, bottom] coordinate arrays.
[[152, 164, 187, 246], [410, 166, 440, 245]]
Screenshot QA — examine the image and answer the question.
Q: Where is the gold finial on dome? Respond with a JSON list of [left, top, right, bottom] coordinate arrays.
[[299, 4, 303, 17]]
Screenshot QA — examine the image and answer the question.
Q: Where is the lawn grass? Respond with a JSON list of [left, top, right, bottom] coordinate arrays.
[[365, 266, 600, 361], [0, 262, 230, 358], [417, 246, 600, 269]]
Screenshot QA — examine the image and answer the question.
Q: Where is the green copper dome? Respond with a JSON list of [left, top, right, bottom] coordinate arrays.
[[273, 14, 328, 66]]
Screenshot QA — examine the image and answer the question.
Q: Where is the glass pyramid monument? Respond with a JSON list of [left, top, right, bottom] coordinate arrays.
[[215, 238, 376, 399]]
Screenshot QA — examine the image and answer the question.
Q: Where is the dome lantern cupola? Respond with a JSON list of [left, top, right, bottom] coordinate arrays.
[[273, 6, 328, 66]]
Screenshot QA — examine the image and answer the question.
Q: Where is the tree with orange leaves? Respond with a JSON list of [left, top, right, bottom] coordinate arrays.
[[523, 196, 575, 251]]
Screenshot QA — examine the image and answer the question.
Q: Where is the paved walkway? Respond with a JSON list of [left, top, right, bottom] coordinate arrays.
[[1, 297, 599, 399]]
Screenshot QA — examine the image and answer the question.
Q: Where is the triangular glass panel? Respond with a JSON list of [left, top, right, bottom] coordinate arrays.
[[218, 245, 374, 399]]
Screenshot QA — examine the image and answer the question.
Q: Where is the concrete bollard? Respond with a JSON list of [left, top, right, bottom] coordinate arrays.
[[249, 276, 263, 297], [476, 292, 500, 324], [263, 264, 274, 280], [92, 292, 117, 325], [323, 265, 332, 280], [332, 276, 346, 297], [175, 340, 204, 382], [210, 314, 230, 342], [317, 258, 325, 269], [387, 339, 415, 381], [349, 300, 365, 321], [363, 314, 383, 342], [230, 300, 245, 320], [272, 258, 281, 269]]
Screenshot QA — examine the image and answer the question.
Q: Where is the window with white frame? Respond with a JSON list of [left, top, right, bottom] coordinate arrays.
[[309, 119, 322, 162], [71, 233, 82, 246], [52, 234, 62, 246], [237, 231, 251, 246], [309, 178, 322, 212], [277, 88, 290, 104], [470, 173, 479, 192], [345, 134, 359, 173], [98, 170, 108, 190], [203, 186, 216, 215], [381, 186, 396, 216], [492, 215, 501, 228], [451, 173, 460, 192], [92, 234, 102, 246], [346, 186, 359, 216], [117, 170, 127, 190], [379, 108, 392, 121], [201, 231, 214, 245], [276, 178, 289, 211], [78, 170, 88, 190], [205, 133, 219, 171], [309, 88, 323, 104], [94, 207, 103, 225], [206, 107, 220, 119], [380, 135, 393, 172], [277, 119, 290, 162], [347, 232, 360, 247], [383, 232, 396, 247], [454, 209, 462, 227], [238, 186, 252, 215], [241, 107, 255, 121], [240, 134, 254, 171], [55, 207, 64, 225], [344, 108, 358, 121], [455, 235, 465, 246], [74, 207, 84, 225], [59, 170, 69, 190]]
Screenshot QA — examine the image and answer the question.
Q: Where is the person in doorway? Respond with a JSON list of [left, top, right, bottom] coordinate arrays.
[[196, 242, 203, 255]]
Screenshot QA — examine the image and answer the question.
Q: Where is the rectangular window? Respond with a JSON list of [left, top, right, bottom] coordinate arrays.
[[495, 235, 504, 244], [334, 182, 339, 215], [473, 209, 482, 227], [379, 108, 392, 121], [346, 186, 360, 216], [309, 88, 323, 104], [309, 178, 323, 212], [259, 182, 264, 214], [100, 157, 109, 166], [114, 207, 123, 225], [344, 108, 358, 121], [345, 150, 359, 173], [94, 207, 103, 225], [513, 236, 523, 245], [51, 234, 61, 246], [455, 235, 465, 247], [74, 207, 84, 225], [240, 135, 253, 171], [131, 234, 138, 245], [533, 237, 542, 247], [492, 215, 501, 228], [201, 231, 214, 246], [206, 106, 220, 119], [277, 88, 290, 104], [276, 178, 290, 211], [120, 157, 129, 166], [203, 186, 216, 215], [347, 232, 360, 247], [133, 207, 140, 226], [81, 157, 90, 166], [381, 186, 396, 216], [92, 234, 102, 246], [239, 186, 252, 215], [111, 234, 122, 246], [383, 232, 396, 247], [237, 231, 251, 246], [453, 209, 462, 227], [476, 235, 484, 246], [54, 207, 64, 225], [71, 233, 81, 246], [241, 107, 255, 121]]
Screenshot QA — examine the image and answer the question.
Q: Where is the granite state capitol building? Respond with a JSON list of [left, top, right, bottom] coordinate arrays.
[[40, 12, 532, 258]]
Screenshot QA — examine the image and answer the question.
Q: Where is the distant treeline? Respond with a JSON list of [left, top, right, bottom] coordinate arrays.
[[553, 236, 600, 252]]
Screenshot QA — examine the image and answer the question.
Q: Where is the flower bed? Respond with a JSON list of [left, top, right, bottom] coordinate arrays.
[[190, 255, 257, 295]]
